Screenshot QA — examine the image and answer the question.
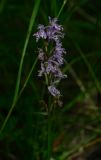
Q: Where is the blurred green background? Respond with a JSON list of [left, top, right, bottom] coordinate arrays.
[[0, 0, 101, 159]]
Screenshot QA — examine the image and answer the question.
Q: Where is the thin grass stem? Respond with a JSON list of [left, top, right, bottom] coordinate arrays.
[[57, 0, 67, 18], [0, 57, 38, 134], [0, 0, 40, 134]]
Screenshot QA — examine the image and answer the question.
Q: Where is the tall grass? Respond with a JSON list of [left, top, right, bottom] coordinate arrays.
[[0, 0, 40, 134], [0, 0, 101, 159]]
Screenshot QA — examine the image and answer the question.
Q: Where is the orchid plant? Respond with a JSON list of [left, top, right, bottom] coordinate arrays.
[[33, 17, 66, 159], [34, 17, 67, 106]]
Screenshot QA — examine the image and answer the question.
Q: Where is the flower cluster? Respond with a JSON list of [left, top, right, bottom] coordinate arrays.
[[34, 17, 67, 98]]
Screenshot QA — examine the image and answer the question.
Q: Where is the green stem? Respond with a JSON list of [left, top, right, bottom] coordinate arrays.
[[0, 0, 40, 134], [48, 110, 51, 160], [0, 57, 38, 134], [13, 0, 40, 107], [45, 73, 49, 86], [57, 0, 67, 18]]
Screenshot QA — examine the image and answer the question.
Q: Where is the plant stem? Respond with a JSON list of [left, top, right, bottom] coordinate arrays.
[[0, 57, 38, 134], [47, 95, 53, 160], [57, 0, 67, 18], [47, 110, 51, 160], [0, 0, 40, 134]]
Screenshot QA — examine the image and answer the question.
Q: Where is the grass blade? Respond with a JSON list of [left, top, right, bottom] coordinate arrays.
[[0, 0, 41, 134]]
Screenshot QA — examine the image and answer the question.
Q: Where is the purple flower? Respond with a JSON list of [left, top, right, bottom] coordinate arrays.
[[48, 85, 60, 97], [38, 62, 45, 77], [53, 42, 66, 65], [34, 17, 64, 43], [55, 42, 66, 56], [34, 17, 67, 98], [46, 25, 64, 42], [46, 61, 57, 74], [38, 48, 45, 61], [54, 69, 67, 79], [49, 17, 63, 31], [34, 24, 47, 42]]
